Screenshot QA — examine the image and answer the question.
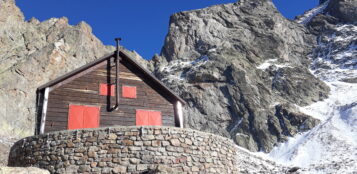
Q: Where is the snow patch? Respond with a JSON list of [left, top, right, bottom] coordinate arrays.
[[269, 82, 357, 166], [54, 39, 64, 49], [257, 59, 292, 70], [161, 55, 210, 82], [161, 55, 209, 73], [265, 23, 357, 173], [229, 117, 243, 134], [257, 59, 277, 69], [311, 24, 357, 82], [295, 0, 330, 25]]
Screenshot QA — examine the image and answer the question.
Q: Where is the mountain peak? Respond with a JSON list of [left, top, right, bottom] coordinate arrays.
[[162, 0, 283, 62], [325, 0, 357, 23], [319, 0, 329, 4], [0, 0, 24, 25], [156, 0, 329, 152]]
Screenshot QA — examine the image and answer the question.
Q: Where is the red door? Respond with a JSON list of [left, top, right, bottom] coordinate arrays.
[[136, 110, 162, 126], [68, 105, 100, 130]]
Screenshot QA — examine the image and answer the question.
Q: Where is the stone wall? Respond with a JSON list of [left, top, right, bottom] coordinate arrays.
[[8, 126, 239, 174]]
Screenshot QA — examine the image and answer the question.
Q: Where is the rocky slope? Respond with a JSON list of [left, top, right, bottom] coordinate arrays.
[[268, 0, 357, 173], [151, 0, 329, 152], [0, 0, 150, 139], [0, 0, 114, 139]]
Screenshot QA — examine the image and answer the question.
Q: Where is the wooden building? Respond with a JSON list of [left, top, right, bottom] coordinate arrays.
[[35, 43, 185, 134]]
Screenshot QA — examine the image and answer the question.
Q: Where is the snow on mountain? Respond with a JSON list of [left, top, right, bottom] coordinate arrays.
[[312, 24, 357, 82], [266, 22, 357, 173], [256, 59, 292, 70], [295, 0, 330, 25], [159, 55, 210, 83]]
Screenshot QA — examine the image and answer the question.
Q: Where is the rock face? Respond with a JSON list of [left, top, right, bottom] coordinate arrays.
[[0, 0, 153, 140], [306, 0, 356, 83], [0, 136, 17, 166], [0, 0, 116, 138], [325, 0, 357, 23], [269, 2, 357, 172], [308, 21, 357, 82], [152, 0, 329, 152]]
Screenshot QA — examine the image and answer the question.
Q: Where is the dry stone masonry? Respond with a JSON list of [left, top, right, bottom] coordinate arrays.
[[8, 126, 239, 174]]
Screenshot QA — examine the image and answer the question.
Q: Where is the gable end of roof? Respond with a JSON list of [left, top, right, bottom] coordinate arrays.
[[37, 51, 186, 105]]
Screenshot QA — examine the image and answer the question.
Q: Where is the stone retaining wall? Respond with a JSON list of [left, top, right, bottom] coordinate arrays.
[[8, 126, 239, 173]]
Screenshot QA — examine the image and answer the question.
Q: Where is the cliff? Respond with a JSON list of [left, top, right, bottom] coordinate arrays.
[[151, 0, 329, 152]]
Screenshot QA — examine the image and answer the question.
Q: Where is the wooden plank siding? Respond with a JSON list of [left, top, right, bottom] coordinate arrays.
[[45, 57, 176, 132]]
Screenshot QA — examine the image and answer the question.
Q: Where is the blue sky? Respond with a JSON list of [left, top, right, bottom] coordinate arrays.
[[16, 0, 318, 59]]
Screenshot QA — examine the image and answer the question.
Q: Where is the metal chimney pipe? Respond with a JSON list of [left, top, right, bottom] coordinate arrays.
[[113, 38, 122, 110]]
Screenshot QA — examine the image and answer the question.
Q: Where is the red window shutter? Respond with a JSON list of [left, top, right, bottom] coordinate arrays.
[[136, 110, 162, 126], [83, 106, 100, 128], [100, 83, 115, 96], [68, 105, 85, 130], [149, 111, 162, 126], [122, 86, 137, 98], [99, 83, 107, 95], [136, 110, 148, 126]]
